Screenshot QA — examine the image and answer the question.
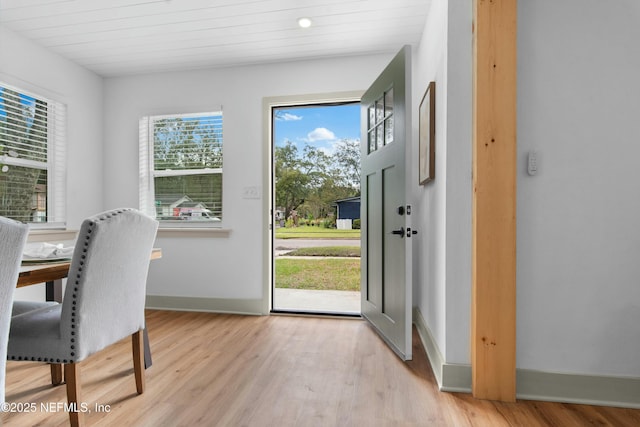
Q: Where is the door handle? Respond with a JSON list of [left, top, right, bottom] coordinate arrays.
[[407, 228, 418, 238], [391, 227, 405, 238]]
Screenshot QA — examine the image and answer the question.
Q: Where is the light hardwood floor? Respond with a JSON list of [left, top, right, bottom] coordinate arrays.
[[3, 310, 640, 426]]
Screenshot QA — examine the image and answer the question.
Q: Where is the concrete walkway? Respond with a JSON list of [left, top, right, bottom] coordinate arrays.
[[275, 238, 360, 249], [274, 288, 360, 315], [274, 238, 360, 256]]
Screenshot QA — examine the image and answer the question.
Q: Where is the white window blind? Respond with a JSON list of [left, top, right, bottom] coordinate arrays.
[[0, 82, 66, 225], [139, 111, 223, 227]]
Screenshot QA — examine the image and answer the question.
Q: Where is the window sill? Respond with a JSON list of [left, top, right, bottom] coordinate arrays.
[[28, 229, 78, 242], [27, 227, 231, 241], [157, 228, 231, 238]]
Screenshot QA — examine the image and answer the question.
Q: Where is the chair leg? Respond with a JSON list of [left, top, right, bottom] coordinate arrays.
[[65, 363, 84, 427], [50, 363, 64, 385], [143, 327, 152, 368], [132, 329, 145, 394]]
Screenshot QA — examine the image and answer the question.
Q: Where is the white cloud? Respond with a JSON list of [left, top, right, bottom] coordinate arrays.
[[276, 112, 303, 121], [307, 127, 336, 142], [318, 137, 361, 156], [318, 146, 336, 156]]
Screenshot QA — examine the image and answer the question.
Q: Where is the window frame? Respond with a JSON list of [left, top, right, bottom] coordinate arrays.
[[0, 80, 66, 228], [139, 110, 224, 229]]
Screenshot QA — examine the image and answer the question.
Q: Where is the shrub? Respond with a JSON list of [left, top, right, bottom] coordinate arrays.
[[353, 219, 361, 229], [322, 218, 336, 229]]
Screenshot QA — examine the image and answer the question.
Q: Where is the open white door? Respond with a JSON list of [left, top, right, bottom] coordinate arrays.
[[360, 46, 413, 360]]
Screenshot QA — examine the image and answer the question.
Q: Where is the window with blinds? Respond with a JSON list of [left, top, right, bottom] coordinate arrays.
[[0, 82, 66, 225], [139, 111, 223, 226]]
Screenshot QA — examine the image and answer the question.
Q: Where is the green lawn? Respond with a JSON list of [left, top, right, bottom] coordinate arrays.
[[275, 225, 360, 239], [284, 246, 361, 257], [275, 258, 361, 291]]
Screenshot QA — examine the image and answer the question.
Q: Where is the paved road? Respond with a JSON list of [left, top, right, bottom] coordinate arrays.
[[275, 238, 360, 250]]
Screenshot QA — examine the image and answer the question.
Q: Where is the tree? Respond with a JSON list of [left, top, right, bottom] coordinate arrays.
[[153, 116, 222, 170], [151, 115, 223, 217], [0, 88, 47, 222], [275, 138, 361, 225], [275, 141, 310, 219], [276, 168, 310, 220], [332, 138, 361, 192]]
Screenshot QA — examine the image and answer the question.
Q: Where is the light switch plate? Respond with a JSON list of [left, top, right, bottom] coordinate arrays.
[[242, 186, 261, 199], [527, 150, 538, 176]]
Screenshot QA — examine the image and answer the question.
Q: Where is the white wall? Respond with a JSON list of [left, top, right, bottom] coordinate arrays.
[[442, 0, 473, 366], [517, 0, 640, 377], [0, 26, 104, 301], [412, 0, 473, 365], [103, 54, 391, 301], [416, 0, 640, 380], [0, 26, 104, 228], [411, 0, 450, 360]]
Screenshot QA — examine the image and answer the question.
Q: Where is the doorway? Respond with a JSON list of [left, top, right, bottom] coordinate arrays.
[[270, 100, 361, 316]]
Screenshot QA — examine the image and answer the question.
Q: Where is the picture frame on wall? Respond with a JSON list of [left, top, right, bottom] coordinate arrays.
[[419, 81, 435, 185]]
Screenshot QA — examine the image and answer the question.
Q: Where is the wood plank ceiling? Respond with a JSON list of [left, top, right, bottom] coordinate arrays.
[[0, 0, 431, 77]]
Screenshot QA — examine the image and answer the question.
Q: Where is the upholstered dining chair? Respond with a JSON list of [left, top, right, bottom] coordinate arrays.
[[7, 208, 158, 426], [0, 216, 29, 405]]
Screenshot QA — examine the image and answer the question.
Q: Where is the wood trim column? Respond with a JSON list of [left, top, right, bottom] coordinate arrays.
[[472, 0, 517, 401]]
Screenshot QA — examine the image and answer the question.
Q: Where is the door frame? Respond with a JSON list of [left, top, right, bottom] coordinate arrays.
[[261, 91, 364, 314]]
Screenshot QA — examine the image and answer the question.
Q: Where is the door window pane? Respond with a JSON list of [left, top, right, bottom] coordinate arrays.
[[383, 88, 394, 145], [376, 125, 384, 150], [376, 98, 384, 123], [385, 116, 394, 145], [368, 104, 376, 130], [368, 130, 377, 153], [384, 88, 394, 117]]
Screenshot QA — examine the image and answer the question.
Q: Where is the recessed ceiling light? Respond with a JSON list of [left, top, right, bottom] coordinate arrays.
[[297, 17, 312, 28]]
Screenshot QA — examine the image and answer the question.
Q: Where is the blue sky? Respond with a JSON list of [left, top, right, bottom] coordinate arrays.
[[0, 87, 36, 119], [273, 103, 360, 155]]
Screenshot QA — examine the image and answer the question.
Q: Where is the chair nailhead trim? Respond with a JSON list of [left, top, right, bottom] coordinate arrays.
[[8, 210, 135, 364], [65, 209, 130, 359], [67, 220, 97, 359], [8, 355, 70, 363]]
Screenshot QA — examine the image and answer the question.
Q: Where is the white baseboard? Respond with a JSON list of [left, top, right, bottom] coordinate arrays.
[[516, 369, 640, 409], [146, 295, 264, 315], [413, 308, 471, 392], [412, 307, 640, 408]]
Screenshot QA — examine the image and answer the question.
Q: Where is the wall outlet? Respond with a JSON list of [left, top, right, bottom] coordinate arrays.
[[242, 186, 261, 199]]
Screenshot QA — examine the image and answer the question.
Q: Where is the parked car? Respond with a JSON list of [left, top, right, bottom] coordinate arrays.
[[180, 211, 221, 221]]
